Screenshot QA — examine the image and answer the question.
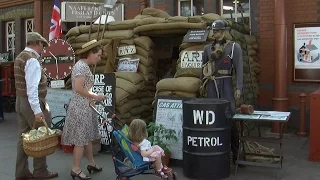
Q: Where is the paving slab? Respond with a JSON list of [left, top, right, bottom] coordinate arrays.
[[1, 112, 320, 180]]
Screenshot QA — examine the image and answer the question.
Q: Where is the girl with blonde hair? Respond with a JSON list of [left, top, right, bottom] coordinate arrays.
[[128, 119, 171, 178]]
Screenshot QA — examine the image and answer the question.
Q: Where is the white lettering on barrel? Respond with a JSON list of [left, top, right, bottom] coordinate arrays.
[[193, 110, 215, 125], [187, 136, 223, 147]]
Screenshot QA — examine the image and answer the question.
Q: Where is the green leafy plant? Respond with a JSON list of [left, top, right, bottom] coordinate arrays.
[[147, 122, 178, 153]]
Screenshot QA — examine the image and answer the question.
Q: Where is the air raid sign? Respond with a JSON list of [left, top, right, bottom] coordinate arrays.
[[61, 2, 124, 22], [180, 51, 203, 68]]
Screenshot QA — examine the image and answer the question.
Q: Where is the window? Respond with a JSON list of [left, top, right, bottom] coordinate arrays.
[[221, 0, 250, 27], [178, 0, 204, 17], [25, 18, 34, 43], [6, 21, 15, 59]]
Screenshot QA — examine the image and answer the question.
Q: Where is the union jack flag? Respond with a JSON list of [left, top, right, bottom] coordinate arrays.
[[49, 0, 62, 41]]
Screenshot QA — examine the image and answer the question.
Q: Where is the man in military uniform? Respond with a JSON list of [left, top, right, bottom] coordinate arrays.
[[14, 32, 58, 179], [200, 20, 243, 164]]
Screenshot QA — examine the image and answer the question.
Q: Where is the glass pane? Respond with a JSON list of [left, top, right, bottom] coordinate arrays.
[[222, 0, 234, 15], [238, 0, 249, 14], [180, 1, 192, 17], [193, 0, 204, 16]]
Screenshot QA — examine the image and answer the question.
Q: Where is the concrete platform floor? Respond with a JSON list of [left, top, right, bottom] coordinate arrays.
[[0, 112, 319, 180]]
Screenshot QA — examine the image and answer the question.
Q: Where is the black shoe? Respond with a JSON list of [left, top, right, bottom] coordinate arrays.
[[70, 170, 91, 180], [87, 165, 102, 174]]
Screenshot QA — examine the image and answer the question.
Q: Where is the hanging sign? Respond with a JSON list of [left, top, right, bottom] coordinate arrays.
[[184, 29, 209, 42], [118, 45, 136, 56], [93, 73, 116, 145], [180, 51, 203, 68], [117, 58, 139, 72]]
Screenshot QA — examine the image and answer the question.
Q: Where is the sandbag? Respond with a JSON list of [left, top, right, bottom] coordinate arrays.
[[244, 34, 257, 45], [139, 29, 189, 37], [248, 49, 257, 56], [137, 17, 167, 26], [174, 66, 202, 78], [66, 26, 80, 37], [134, 22, 206, 34], [120, 39, 135, 45], [140, 97, 154, 105], [134, 36, 154, 51], [75, 32, 101, 43], [157, 90, 197, 97], [140, 73, 157, 82], [115, 72, 145, 85], [134, 14, 152, 19], [156, 77, 201, 93], [67, 36, 76, 44], [116, 87, 130, 105], [188, 16, 203, 23], [136, 46, 154, 58], [103, 30, 135, 39], [130, 105, 151, 116], [107, 19, 140, 31], [167, 16, 188, 23], [116, 78, 138, 95], [138, 63, 153, 75], [141, 8, 171, 18], [116, 99, 141, 114], [78, 25, 104, 34]]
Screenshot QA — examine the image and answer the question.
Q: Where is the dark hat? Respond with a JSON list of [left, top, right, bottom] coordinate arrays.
[[26, 32, 49, 47], [211, 20, 228, 30]]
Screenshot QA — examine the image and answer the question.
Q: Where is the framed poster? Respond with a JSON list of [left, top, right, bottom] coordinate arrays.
[[293, 23, 320, 82]]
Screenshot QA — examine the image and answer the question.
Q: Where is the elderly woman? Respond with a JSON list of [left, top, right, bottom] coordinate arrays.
[[62, 40, 106, 180]]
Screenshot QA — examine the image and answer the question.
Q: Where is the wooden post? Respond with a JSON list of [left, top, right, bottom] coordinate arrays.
[[297, 93, 307, 137]]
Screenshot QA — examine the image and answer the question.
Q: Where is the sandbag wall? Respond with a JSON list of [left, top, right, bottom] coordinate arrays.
[[132, 11, 261, 106], [64, 20, 155, 124]]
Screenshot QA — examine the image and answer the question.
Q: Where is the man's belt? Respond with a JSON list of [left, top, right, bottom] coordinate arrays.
[[217, 70, 231, 75]]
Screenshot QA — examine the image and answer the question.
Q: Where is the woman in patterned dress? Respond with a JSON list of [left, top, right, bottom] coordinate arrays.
[[62, 40, 106, 180]]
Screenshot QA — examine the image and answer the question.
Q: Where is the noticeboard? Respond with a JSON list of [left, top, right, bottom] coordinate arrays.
[[93, 73, 116, 145]]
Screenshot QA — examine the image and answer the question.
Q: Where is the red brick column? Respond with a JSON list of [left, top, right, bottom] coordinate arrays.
[[34, 0, 43, 35], [272, 0, 288, 133], [140, 0, 148, 11]]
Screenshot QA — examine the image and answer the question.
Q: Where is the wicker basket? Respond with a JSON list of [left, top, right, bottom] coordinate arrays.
[[23, 119, 59, 158]]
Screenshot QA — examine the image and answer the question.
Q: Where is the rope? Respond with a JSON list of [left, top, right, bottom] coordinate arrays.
[[200, 75, 232, 98]]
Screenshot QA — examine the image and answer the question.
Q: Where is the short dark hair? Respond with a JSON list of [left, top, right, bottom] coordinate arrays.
[[79, 45, 104, 59]]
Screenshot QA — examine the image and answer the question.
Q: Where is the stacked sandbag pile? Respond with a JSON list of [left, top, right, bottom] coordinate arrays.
[[120, 36, 157, 93], [134, 8, 206, 36], [115, 72, 154, 124], [155, 77, 201, 98], [64, 21, 140, 88]]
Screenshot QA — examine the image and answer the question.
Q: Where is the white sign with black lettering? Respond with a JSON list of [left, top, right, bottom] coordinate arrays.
[[187, 109, 223, 147], [180, 51, 203, 68], [155, 99, 183, 160], [118, 45, 136, 56]]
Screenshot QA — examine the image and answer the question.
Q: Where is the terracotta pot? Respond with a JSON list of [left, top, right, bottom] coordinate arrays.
[[161, 151, 171, 166], [240, 104, 254, 115]]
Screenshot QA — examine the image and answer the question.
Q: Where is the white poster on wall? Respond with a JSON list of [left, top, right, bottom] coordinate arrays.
[[180, 51, 203, 68], [46, 88, 73, 125], [294, 26, 320, 69], [155, 99, 183, 160]]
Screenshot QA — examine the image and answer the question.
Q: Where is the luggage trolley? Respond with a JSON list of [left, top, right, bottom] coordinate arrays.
[[89, 101, 178, 180]]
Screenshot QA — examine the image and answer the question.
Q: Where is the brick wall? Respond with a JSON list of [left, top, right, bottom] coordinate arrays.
[[257, 0, 320, 108]]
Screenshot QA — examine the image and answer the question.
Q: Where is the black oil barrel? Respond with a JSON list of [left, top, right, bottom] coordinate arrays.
[[183, 98, 232, 180]]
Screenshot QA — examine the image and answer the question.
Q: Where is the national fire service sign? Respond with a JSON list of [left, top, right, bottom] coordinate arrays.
[[180, 51, 203, 68]]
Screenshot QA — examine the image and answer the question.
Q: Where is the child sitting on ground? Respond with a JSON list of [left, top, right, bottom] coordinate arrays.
[[128, 119, 171, 178]]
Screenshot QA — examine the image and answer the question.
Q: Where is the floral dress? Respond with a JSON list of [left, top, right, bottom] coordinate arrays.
[[61, 60, 100, 146]]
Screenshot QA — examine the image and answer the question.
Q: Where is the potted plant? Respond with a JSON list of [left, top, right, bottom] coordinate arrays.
[[147, 122, 178, 166]]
